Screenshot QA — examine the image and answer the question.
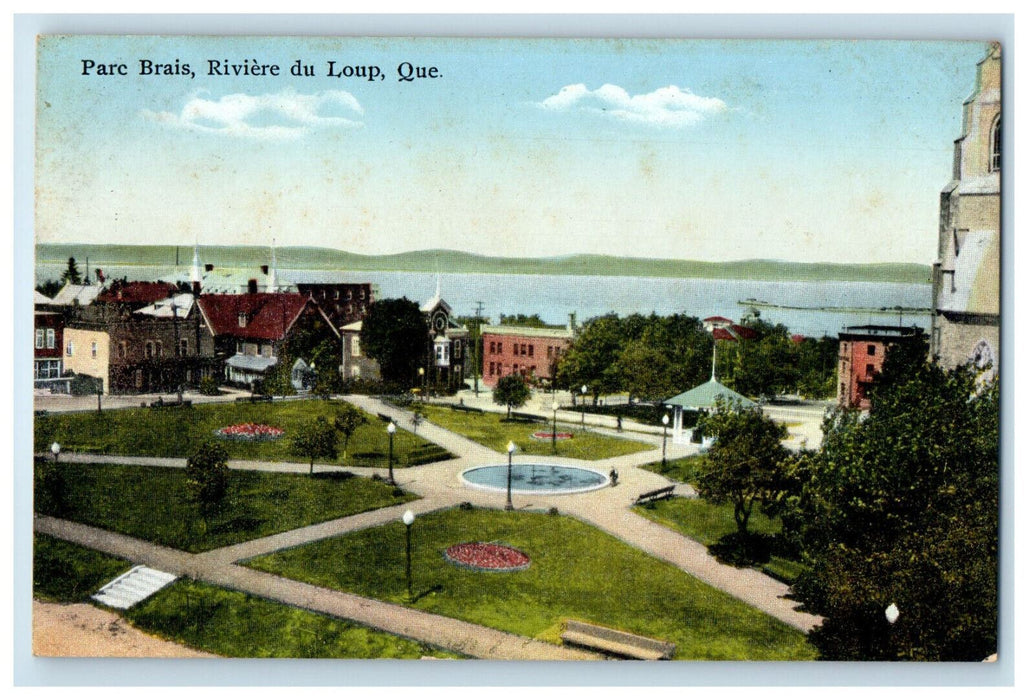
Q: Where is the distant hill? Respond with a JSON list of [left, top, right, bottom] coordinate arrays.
[[35, 244, 931, 284]]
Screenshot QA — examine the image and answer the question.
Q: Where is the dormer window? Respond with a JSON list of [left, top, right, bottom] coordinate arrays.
[[991, 114, 1001, 172], [238, 312, 247, 328]]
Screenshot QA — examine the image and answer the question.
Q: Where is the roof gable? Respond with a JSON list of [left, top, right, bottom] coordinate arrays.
[[198, 293, 311, 341]]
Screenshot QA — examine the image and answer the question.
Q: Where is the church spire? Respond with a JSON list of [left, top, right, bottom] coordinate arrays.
[[190, 240, 202, 286], [268, 238, 278, 292]]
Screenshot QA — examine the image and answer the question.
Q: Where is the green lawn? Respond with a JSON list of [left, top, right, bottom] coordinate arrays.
[[420, 404, 653, 460], [635, 497, 806, 583], [34, 460, 415, 552], [33, 533, 132, 602], [637, 454, 706, 484], [34, 399, 452, 468], [246, 507, 816, 660], [124, 579, 460, 659], [32, 535, 456, 658]]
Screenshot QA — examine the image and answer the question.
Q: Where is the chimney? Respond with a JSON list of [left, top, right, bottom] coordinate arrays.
[[248, 279, 258, 294], [567, 312, 577, 332], [205, 263, 214, 272], [261, 265, 269, 275]]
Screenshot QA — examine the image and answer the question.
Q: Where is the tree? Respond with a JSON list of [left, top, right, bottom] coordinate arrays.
[[60, 257, 82, 285], [360, 298, 428, 385], [36, 279, 63, 299], [185, 442, 231, 514], [791, 344, 999, 661], [493, 373, 531, 419], [334, 403, 367, 462], [555, 314, 626, 400], [290, 417, 339, 476], [696, 401, 790, 536]]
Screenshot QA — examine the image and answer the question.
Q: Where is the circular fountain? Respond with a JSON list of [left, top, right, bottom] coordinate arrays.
[[460, 463, 608, 495]]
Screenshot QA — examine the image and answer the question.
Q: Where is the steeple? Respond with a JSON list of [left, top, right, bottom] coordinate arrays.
[[268, 238, 278, 292], [190, 241, 202, 286]]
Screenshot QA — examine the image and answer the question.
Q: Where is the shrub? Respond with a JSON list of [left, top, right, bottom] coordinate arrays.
[[199, 376, 221, 396], [185, 442, 231, 514]]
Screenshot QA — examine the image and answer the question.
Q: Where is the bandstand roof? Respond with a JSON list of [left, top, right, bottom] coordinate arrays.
[[664, 378, 756, 412]]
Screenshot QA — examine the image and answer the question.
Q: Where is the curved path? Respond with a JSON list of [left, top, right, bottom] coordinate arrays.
[[34, 394, 821, 658]]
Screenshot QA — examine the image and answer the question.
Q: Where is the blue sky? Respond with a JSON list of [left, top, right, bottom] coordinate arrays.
[[35, 36, 990, 264]]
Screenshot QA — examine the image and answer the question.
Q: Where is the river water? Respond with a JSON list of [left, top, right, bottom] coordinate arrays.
[[36, 263, 931, 339]]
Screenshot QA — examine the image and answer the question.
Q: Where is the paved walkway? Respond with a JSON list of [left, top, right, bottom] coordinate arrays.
[[34, 394, 822, 658]]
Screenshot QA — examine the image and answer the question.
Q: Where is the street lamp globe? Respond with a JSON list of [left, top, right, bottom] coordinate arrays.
[[402, 509, 415, 526], [507, 441, 517, 454], [50, 442, 61, 457], [552, 401, 559, 412], [387, 422, 397, 435], [885, 603, 900, 625], [662, 414, 669, 426], [581, 384, 587, 395]]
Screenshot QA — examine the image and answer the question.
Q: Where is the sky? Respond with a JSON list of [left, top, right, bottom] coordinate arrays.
[[34, 36, 991, 265]]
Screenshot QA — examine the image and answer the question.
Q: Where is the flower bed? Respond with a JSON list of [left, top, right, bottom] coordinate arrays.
[[443, 542, 531, 572], [214, 423, 285, 442], [531, 431, 573, 441]]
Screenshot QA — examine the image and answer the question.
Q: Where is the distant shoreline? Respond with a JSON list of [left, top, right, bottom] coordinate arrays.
[[35, 243, 931, 285]]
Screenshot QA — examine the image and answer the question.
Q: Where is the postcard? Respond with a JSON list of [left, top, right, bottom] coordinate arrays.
[[28, 31, 1003, 676]]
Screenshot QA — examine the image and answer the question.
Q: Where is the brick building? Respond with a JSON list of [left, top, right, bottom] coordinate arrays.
[[33, 292, 64, 388], [837, 325, 924, 410], [64, 293, 218, 394], [480, 324, 575, 388]]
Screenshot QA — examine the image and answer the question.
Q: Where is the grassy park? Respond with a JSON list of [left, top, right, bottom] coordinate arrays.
[[418, 404, 652, 460], [635, 498, 805, 583], [246, 507, 816, 660], [34, 399, 452, 468], [32, 535, 456, 659], [34, 460, 415, 552]]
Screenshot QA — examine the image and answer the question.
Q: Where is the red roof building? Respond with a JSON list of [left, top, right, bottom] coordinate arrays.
[[97, 281, 178, 306]]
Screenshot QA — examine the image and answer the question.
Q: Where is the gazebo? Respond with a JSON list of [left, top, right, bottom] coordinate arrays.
[[663, 316, 757, 445], [663, 377, 755, 445]]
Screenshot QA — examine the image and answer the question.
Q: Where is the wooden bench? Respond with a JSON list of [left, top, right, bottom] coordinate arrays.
[[235, 395, 272, 403], [376, 412, 393, 423], [634, 485, 675, 505], [561, 620, 676, 660]]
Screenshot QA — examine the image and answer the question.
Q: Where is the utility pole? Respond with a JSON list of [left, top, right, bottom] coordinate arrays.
[[472, 301, 485, 396]]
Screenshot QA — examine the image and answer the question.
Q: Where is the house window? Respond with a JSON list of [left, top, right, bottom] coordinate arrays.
[[346, 290, 353, 300], [513, 343, 519, 355], [334, 289, 340, 300], [46, 329, 55, 349], [180, 338, 190, 357], [991, 115, 1001, 172], [35, 329, 44, 349], [351, 364, 361, 378], [867, 344, 876, 356], [119, 341, 127, 359], [91, 341, 98, 359], [351, 336, 361, 356], [455, 340, 462, 355], [528, 344, 534, 358], [865, 364, 876, 377], [135, 369, 143, 388], [520, 344, 526, 356], [66, 340, 73, 356]]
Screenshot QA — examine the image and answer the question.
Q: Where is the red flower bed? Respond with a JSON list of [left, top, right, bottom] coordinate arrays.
[[531, 431, 573, 440], [214, 423, 285, 441], [444, 542, 531, 572]]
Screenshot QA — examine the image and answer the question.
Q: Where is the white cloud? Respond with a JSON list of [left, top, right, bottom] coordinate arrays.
[[539, 83, 726, 128], [141, 90, 364, 140]]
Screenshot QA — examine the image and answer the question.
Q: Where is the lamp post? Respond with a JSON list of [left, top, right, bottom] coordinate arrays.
[[97, 388, 103, 414], [402, 509, 415, 602], [418, 367, 425, 402], [386, 422, 397, 485], [661, 414, 669, 468], [552, 400, 559, 454], [505, 441, 517, 511], [581, 384, 588, 431], [50, 442, 61, 463]]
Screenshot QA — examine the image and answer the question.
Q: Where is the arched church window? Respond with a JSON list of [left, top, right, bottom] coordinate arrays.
[[991, 115, 1001, 172]]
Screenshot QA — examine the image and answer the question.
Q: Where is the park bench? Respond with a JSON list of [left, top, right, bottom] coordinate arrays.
[[633, 485, 675, 506], [560, 620, 676, 660], [449, 403, 484, 414], [506, 411, 546, 424], [235, 395, 272, 403], [376, 412, 393, 423], [149, 398, 192, 408]]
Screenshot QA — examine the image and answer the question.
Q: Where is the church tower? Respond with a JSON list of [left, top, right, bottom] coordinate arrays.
[[931, 43, 1001, 376]]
